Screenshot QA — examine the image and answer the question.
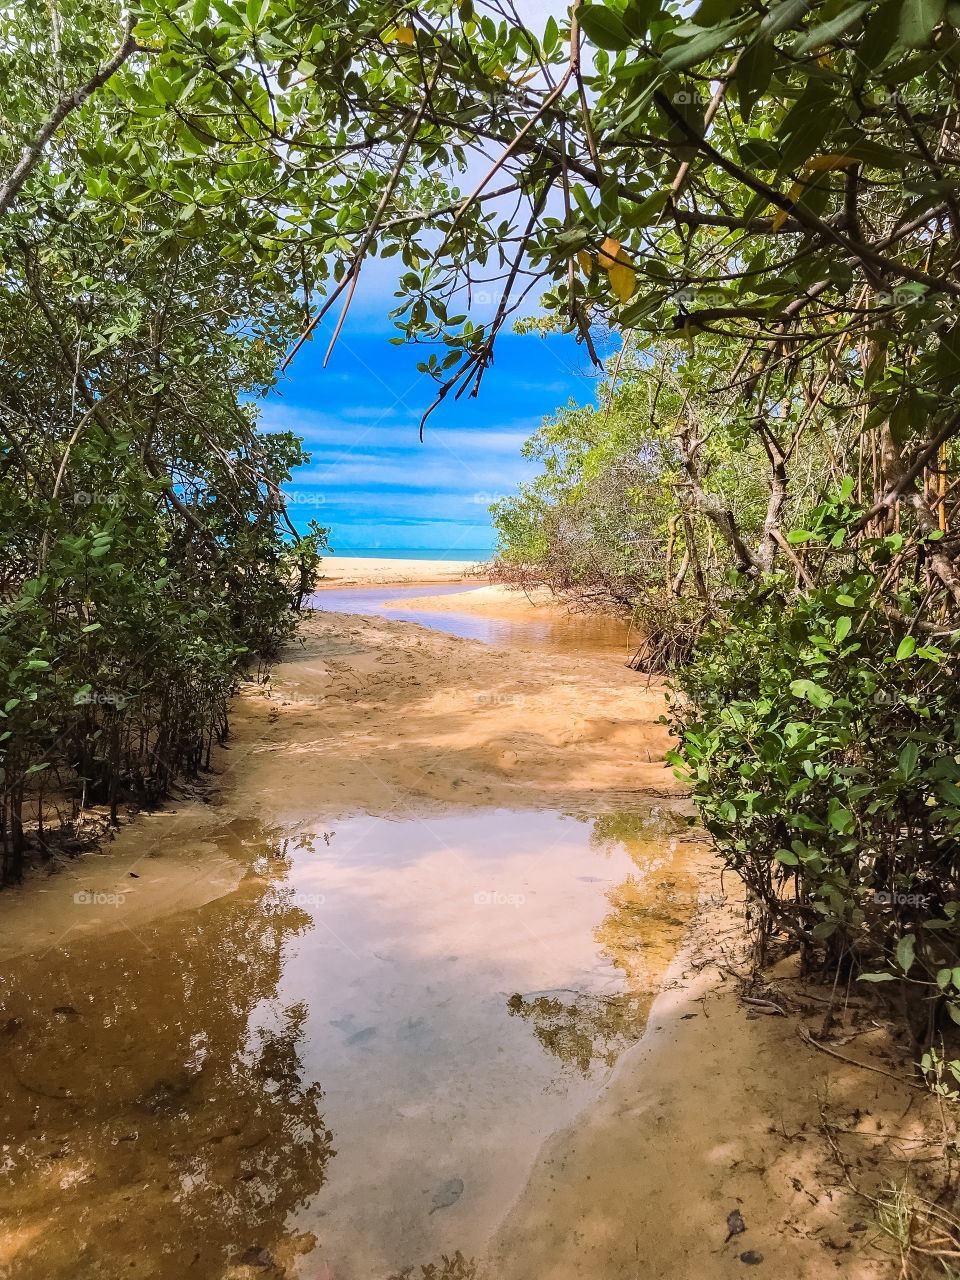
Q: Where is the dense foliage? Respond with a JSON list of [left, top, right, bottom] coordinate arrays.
[[490, 337, 780, 666], [0, 0, 328, 876]]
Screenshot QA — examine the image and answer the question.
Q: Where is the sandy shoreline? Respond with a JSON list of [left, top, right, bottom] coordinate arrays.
[[315, 555, 487, 587], [385, 583, 569, 621]]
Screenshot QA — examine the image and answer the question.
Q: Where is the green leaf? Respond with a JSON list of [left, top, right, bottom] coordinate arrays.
[[899, 0, 944, 46], [898, 741, 920, 777], [896, 635, 917, 660], [662, 21, 740, 69], [789, 678, 834, 709], [835, 616, 852, 642], [735, 36, 773, 124], [794, 1, 870, 53], [829, 806, 854, 832], [775, 78, 839, 172], [577, 6, 634, 49], [858, 971, 897, 982], [859, 0, 901, 67], [760, 0, 810, 36], [896, 932, 916, 974]]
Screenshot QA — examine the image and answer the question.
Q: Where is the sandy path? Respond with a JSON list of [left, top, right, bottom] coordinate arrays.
[[0, 603, 932, 1280], [0, 608, 678, 961], [246, 608, 678, 818]]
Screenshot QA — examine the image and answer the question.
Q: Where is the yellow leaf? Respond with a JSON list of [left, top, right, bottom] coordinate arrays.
[[608, 260, 636, 302], [804, 153, 857, 171], [576, 250, 593, 277], [388, 23, 414, 43], [772, 180, 806, 230], [771, 154, 858, 228], [490, 64, 508, 79], [598, 236, 622, 269]]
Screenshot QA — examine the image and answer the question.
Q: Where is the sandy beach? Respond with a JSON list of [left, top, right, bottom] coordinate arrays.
[[315, 555, 486, 587]]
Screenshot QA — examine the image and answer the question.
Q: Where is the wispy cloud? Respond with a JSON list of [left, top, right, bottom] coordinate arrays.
[[268, 329, 595, 548]]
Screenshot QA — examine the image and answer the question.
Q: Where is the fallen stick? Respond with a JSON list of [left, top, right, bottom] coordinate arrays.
[[797, 1025, 925, 1089]]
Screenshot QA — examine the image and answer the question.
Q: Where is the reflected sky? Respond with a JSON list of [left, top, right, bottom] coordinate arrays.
[[0, 806, 696, 1279]]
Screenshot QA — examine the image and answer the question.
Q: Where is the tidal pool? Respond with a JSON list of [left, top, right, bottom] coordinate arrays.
[[0, 805, 696, 1279]]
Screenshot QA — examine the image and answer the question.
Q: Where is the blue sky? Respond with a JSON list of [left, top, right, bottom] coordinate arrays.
[[264, 305, 603, 554], [256, 0, 602, 556]]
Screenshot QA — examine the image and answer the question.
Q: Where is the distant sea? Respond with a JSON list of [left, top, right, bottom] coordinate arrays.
[[328, 547, 494, 561]]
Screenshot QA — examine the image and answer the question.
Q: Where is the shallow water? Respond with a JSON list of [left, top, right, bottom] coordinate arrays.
[[309, 585, 632, 657], [0, 805, 696, 1279]]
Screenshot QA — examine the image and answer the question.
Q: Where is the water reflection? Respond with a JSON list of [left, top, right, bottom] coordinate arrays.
[[0, 827, 332, 1279], [308, 586, 632, 657], [0, 807, 696, 1279], [506, 809, 696, 1076]]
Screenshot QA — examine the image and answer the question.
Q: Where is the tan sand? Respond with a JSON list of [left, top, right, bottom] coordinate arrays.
[[385, 583, 566, 620], [489, 869, 937, 1280], [226, 607, 680, 820], [314, 555, 486, 586], [0, 608, 677, 962]]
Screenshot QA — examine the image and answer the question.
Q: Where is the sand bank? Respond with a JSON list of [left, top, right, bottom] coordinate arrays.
[[314, 555, 486, 586]]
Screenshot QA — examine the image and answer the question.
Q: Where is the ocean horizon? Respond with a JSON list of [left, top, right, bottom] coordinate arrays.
[[324, 547, 494, 561]]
